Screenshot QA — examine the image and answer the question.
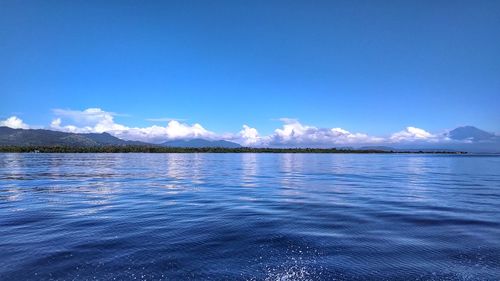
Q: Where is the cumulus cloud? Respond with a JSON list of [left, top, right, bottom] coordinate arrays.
[[238, 125, 261, 146], [390, 126, 437, 142], [51, 108, 127, 133], [112, 121, 214, 143], [2, 108, 466, 147], [0, 116, 29, 129], [50, 108, 214, 143], [265, 118, 383, 147]]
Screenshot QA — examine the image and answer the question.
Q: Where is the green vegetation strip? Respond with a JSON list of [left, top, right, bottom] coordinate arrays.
[[0, 146, 466, 154]]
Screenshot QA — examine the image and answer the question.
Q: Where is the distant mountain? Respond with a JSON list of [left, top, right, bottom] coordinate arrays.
[[161, 138, 241, 148], [0, 127, 148, 147], [1, 126, 498, 153], [0, 127, 242, 148], [387, 126, 499, 153], [447, 126, 497, 142]]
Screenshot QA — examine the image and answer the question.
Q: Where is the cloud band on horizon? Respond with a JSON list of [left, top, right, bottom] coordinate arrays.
[[0, 107, 488, 147]]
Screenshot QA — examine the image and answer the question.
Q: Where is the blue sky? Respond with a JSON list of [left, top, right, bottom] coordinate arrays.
[[1, 0, 499, 144]]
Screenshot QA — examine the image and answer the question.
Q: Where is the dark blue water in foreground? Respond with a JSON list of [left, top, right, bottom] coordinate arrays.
[[1, 153, 499, 280]]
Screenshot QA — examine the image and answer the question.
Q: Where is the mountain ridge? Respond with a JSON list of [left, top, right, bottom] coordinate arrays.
[[0, 126, 148, 147], [447, 126, 498, 142], [0, 126, 498, 152], [0, 127, 241, 148]]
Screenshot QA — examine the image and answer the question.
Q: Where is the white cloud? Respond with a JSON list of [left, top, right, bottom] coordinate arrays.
[[113, 121, 214, 143], [50, 118, 62, 128], [53, 108, 115, 125], [0, 116, 29, 129], [50, 108, 214, 143], [51, 108, 127, 133], [238, 125, 261, 146], [47, 113, 383, 147], [2, 108, 466, 147], [390, 126, 436, 142], [265, 119, 383, 146]]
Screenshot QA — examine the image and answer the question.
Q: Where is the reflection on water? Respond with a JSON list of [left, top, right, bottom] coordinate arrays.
[[241, 153, 258, 187], [164, 153, 206, 185], [0, 153, 499, 280]]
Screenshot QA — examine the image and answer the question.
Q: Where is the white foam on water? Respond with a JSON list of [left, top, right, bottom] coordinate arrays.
[[254, 245, 325, 281], [265, 264, 314, 281]]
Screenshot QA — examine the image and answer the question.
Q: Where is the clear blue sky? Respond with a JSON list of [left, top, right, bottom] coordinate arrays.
[[1, 0, 499, 136]]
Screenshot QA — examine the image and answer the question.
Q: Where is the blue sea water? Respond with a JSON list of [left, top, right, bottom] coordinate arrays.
[[0, 153, 499, 280]]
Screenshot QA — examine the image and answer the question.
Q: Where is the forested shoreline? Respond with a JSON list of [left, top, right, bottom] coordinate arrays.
[[0, 146, 466, 154]]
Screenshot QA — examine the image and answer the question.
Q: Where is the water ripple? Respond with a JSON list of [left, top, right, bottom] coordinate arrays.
[[0, 153, 499, 280]]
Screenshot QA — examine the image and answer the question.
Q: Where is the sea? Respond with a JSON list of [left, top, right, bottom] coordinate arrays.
[[1, 153, 499, 280]]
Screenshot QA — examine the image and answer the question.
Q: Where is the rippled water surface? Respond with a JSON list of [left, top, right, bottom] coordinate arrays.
[[1, 153, 499, 280]]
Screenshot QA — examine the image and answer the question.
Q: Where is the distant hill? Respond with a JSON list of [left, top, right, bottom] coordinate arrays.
[[0, 127, 241, 148], [447, 126, 497, 142], [161, 138, 241, 148], [0, 127, 147, 147]]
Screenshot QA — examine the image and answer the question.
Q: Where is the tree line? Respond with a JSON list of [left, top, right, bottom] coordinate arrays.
[[0, 145, 465, 154]]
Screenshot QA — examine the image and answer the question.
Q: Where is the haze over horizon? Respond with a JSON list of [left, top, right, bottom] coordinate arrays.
[[2, 1, 499, 146]]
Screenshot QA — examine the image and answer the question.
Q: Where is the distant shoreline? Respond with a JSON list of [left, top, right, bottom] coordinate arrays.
[[0, 146, 467, 154]]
